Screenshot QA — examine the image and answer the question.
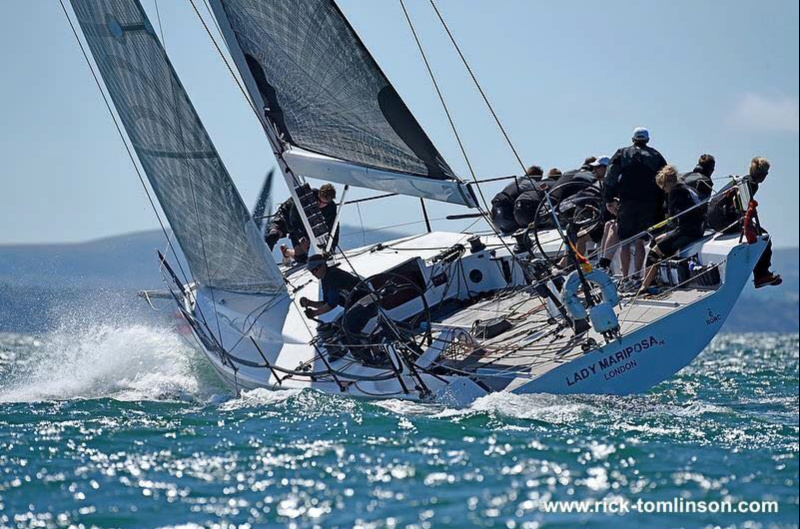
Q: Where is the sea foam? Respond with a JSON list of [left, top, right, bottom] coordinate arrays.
[[0, 323, 217, 403]]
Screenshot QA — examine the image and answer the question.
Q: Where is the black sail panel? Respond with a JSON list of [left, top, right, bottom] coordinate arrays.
[[216, 0, 457, 180], [70, 0, 285, 293]]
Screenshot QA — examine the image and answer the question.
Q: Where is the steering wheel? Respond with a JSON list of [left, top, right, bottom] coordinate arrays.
[[340, 272, 433, 353]]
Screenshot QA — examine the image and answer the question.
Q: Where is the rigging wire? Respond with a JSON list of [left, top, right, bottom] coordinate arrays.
[[428, 0, 527, 175], [56, 0, 192, 289], [397, 0, 538, 300], [398, 0, 478, 188], [153, 0, 166, 46], [186, 0, 267, 137]]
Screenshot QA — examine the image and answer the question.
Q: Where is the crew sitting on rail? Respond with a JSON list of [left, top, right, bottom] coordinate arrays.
[[490, 165, 544, 233], [265, 184, 338, 264], [638, 165, 706, 295], [299, 255, 376, 337], [604, 127, 668, 286], [706, 157, 781, 288]]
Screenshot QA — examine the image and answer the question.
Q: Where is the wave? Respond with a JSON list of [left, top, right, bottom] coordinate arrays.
[[219, 388, 302, 410], [0, 323, 221, 403]]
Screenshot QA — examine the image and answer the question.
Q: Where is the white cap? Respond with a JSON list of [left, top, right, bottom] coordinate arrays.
[[632, 127, 650, 142], [590, 155, 610, 167]]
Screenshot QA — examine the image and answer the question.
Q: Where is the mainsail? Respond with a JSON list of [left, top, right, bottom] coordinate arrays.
[[208, 0, 476, 208], [70, 0, 285, 294]]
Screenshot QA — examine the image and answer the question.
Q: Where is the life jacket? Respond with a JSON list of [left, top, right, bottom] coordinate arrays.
[[513, 188, 544, 228], [550, 168, 595, 202], [680, 167, 714, 201], [608, 145, 666, 204], [492, 177, 539, 206], [706, 187, 741, 233]]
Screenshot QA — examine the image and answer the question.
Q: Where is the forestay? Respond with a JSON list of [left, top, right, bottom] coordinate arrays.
[[70, 0, 285, 294], [209, 0, 476, 208]]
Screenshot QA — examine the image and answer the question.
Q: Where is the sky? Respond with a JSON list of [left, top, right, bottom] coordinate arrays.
[[1, 0, 798, 247]]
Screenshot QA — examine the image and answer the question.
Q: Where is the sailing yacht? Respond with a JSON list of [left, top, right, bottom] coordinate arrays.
[[65, 0, 769, 404]]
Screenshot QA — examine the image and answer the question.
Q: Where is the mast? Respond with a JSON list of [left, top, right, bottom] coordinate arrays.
[[205, 0, 478, 253], [207, 0, 328, 255], [252, 168, 274, 232]]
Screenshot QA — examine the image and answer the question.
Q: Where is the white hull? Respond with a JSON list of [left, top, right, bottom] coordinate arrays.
[[512, 239, 764, 394], [179, 230, 766, 404]]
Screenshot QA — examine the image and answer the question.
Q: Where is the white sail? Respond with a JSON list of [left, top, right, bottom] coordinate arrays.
[[70, 0, 286, 294]]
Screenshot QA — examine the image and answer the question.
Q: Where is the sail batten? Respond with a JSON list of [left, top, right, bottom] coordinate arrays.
[[210, 0, 475, 207], [70, 0, 285, 294]]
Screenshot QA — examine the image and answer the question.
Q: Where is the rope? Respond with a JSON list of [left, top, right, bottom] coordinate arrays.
[[428, 0, 527, 174]]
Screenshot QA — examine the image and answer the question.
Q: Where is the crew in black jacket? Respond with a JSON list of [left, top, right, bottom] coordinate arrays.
[[680, 153, 715, 202], [706, 157, 781, 288], [490, 165, 544, 233], [604, 127, 667, 282], [639, 165, 705, 294], [265, 184, 338, 264], [549, 156, 597, 203]]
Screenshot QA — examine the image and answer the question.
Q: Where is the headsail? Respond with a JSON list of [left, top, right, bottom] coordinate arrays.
[[70, 0, 285, 294], [209, 0, 477, 208]]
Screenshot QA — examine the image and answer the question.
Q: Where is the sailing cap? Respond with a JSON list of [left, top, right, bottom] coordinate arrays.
[[306, 254, 328, 271], [590, 156, 610, 167], [632, 127, 650, 142]]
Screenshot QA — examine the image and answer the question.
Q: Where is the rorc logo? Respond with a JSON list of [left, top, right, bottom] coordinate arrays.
[[705, 309, 722, 326]]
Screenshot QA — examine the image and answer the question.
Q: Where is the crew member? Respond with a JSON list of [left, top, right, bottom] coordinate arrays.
[[706, 157, 781, 288], [550, 156, 598, 203], [589, 156, 620, 271], [680, 153, 715, 202], [556, 156, 611, 261], [490, 165, 544, 233], [638, 165, 706, 294], [299, 255, 376, 336], [604, 127, 667, 284], [512, 165, 560, 229], [577, 156, 612, 255], [265, 184, 338, 264], [546, 168, 563, 181]]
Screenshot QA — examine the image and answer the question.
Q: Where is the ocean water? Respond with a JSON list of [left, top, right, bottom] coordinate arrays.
[[0, 324, 797, 528]]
